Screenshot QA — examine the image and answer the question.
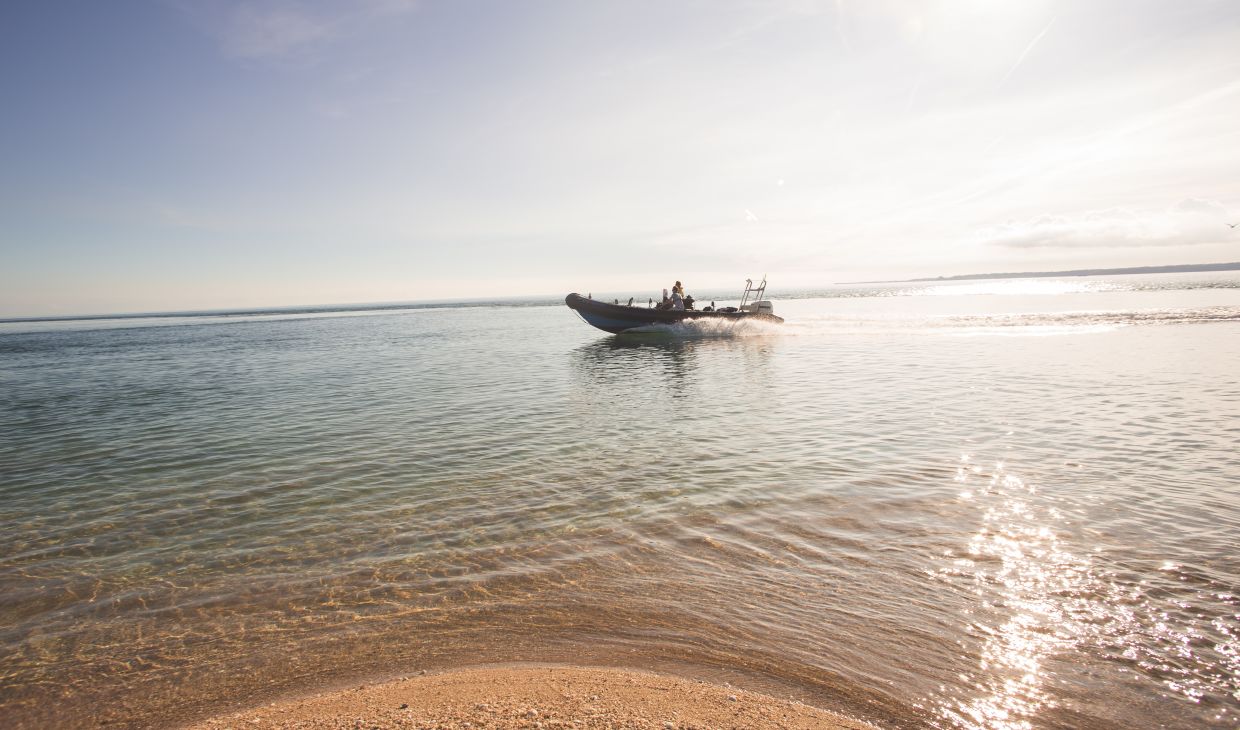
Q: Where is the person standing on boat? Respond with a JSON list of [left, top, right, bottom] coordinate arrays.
[[671, 280, 691, 310]]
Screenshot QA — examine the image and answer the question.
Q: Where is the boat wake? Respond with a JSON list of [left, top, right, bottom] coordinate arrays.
[[776, 305, 1240, 337], [619, 317, 784, 338], [608, 305, 1240, 340], [939, 306, 1240, 328]]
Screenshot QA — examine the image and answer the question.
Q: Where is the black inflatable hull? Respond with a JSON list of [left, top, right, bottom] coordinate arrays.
[[564, 293, 783, 334]]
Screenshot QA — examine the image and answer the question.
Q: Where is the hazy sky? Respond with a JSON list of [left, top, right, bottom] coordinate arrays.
[[3, 0, 1239, 316]]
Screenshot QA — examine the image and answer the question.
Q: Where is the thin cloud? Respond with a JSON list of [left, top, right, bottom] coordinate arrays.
[[175, 0, 420, 60], [982, 199, 1233, 249], [225, 5, 332, 58]]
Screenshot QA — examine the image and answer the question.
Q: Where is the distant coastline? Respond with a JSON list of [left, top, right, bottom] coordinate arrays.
[[841, 261, 1240, 285]]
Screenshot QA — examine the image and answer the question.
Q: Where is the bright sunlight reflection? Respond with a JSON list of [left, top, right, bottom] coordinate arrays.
[[939, 459, 1090, 730], [939, 455, 1240, 727], [904, 279, 1117, 298]]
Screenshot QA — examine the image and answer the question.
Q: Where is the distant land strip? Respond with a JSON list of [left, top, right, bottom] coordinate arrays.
[[840, 261, 1240, 285]]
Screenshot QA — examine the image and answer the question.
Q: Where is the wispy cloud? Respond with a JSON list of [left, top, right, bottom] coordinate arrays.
[[176, 0, 420, 60], [224, 4, 332, 58], [981, 198, 1234, 249]]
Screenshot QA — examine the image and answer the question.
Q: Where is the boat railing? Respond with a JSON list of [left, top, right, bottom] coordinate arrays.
[[739, 275, 768, 311]]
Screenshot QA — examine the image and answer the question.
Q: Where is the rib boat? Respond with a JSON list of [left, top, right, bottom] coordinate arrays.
[[565, 277, 783, 334]]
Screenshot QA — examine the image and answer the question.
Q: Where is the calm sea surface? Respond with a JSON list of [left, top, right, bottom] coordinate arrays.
[[2, 273, 1238, 728]]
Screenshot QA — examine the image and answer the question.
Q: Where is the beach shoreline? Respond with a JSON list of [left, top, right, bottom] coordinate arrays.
[[180, 665, 880, 729]]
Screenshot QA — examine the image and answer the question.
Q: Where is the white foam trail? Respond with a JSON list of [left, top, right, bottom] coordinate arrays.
[[620, 317, 784, 338], [758, 306, 1240, 337]]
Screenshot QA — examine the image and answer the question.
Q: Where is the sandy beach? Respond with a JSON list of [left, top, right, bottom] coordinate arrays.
[[182, 666, 877, 729]]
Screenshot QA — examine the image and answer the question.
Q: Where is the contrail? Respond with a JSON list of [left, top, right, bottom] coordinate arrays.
[[834, 0, 853, 53], [999, 15, 1058, 88]]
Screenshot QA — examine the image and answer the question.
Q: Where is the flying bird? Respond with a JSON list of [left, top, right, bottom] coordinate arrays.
[[1228, 222, 1239, 228]]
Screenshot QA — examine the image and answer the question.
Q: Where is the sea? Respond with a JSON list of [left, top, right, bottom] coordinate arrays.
[[1, 272, 1238, 729]]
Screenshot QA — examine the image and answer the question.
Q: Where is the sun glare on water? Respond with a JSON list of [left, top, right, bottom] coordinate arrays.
[[938, 459, 1091, 730], [905, 279, 1117, 297]]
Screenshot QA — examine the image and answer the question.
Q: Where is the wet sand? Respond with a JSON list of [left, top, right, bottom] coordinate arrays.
[[183, 666, 878, 729]]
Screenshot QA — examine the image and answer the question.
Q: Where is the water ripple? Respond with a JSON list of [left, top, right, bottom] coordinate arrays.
[[1, 287, 1238, 728]]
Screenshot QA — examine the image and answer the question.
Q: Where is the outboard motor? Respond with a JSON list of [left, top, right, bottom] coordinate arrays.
[[740, 300, 775, 315]]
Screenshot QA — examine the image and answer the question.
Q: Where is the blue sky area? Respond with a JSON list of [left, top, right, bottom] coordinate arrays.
[[2, 0, 1239, 316]]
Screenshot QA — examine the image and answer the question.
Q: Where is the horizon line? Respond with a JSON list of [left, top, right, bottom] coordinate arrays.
[[6, 260, 1240, 322]]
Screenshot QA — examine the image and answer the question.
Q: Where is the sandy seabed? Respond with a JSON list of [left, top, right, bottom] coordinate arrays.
[[182, 666, 878, 730]]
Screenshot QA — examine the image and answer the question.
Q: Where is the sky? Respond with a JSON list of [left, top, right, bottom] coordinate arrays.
[[2, 0, 1239, 316]]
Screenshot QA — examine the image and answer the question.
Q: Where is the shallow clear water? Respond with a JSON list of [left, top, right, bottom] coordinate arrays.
[[2, 273, 1238, 728]]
